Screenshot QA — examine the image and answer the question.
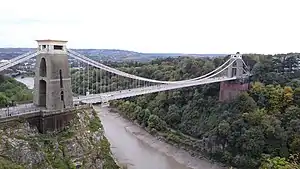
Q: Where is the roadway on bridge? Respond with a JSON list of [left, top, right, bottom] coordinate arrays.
[[76, 76, 238, 104]]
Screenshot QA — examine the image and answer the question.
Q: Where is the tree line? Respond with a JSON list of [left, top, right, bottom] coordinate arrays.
[[0, 75, 33, 108], [71, 53, 300, 168]]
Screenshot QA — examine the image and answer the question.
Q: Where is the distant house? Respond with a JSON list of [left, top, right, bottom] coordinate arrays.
[[0, 59, 8, 63]]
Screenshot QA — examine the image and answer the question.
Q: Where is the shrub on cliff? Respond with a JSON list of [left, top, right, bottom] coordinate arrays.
[[147, 114, 166, 131], [0, 157, 24, 169], [89, 116, 102, 132]]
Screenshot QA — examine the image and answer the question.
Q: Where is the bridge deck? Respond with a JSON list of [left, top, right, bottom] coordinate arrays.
[[75, 76, 238, 104], [0, 104, 91, 122]]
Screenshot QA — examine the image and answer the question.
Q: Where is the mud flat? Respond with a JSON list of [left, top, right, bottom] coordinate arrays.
[[95, 106, 223, 169]]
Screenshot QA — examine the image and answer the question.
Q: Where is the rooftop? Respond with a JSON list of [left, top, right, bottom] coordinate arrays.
[[36, 39, 68, 43], [0, 60, 8, 63]]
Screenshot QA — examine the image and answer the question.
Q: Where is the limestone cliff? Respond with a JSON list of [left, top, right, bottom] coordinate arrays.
[[0, 108, 119, 169]]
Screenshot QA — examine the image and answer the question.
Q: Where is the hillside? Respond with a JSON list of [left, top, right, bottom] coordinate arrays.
[[69, 53, 300, 169], [0, 48, 227, 62], [0, 108, 120, 169]]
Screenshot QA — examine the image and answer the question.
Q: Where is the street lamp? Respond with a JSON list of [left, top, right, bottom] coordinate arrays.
[[6, 103, 9, 116], [11, 100, 14, 116]]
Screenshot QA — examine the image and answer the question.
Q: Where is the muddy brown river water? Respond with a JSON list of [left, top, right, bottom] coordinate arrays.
[[15, 77, 223, 169], [95, 106, 223, 169]]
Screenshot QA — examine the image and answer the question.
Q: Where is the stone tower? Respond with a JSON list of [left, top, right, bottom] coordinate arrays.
[[219, 53, 249, 101], [226, 53, 244, 78], [34, 40, 73, 110]]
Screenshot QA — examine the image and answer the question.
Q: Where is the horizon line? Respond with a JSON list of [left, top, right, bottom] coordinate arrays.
[[0, 47, 299, 55]]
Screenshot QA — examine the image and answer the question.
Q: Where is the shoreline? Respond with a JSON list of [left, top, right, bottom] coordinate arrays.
[[98, 106, 223, 169]]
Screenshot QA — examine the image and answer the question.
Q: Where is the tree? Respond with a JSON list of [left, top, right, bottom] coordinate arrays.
[[142, 109, 151, 126], [148, 114, 166, 131], [294, 88, 300, 106], [282, 86, 294, 109], [265, 85, 283, 113], [236, 92, 257, 113], [164, 104, 181, 126], [260, 156, 300, 169], [0, 92, 9, 107], [98, 53, 300, 169]]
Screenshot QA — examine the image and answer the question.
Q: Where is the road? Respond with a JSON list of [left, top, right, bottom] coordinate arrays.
[[76, 76, 237, 104]]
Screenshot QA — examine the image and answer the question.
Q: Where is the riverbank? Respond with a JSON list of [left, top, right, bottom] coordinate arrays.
[[14, 76, 34, 89], [95, 106, 223, 169], [13, 76, 224, 169]]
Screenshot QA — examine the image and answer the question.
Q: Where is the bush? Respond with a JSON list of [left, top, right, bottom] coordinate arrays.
[[166, 133, 181, 144], [89, 117, 102, 132], [147, 114, 166, 131], [0, 157, 25, 169], [259, 156, 300, 169]]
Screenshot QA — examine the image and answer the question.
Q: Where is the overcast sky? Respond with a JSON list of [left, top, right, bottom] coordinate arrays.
[[0, 0, 299, 54]]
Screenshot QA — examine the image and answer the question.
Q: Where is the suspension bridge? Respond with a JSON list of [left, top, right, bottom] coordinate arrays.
[[0, 40, 250, 126]]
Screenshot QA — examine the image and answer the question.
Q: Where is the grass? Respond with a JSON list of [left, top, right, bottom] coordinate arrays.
[[88, 116, 102, 132], [0, 157, 25, 169]]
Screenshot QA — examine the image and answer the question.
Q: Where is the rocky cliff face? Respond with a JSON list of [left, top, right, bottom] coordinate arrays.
[[0, 108, 119, 169]]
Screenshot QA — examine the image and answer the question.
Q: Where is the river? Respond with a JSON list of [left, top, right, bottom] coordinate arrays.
[[15, 77, 223, 169], [15, 76, 34, 89]]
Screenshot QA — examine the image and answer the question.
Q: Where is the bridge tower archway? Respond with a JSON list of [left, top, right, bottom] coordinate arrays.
[[33, 40, 73, 110], [227, 53, 244, 78], [219, 53, 249, 102], [40, 58, 47, 77], [39, 80, 47, 106]]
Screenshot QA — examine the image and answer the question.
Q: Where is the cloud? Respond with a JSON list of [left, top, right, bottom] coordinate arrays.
[[0, 0, 299, 54], [0, 19, 80, 25]]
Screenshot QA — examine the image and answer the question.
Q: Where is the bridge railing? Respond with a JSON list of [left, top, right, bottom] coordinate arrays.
[[0, 108, 42, 119], [0, 104, 92, 120]]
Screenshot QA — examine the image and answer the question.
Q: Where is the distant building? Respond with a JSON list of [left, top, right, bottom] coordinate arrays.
[[0, 59, 8, 63]]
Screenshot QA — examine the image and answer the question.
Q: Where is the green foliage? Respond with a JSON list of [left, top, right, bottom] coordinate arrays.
[[260, 156, 300, 169], [0, 75, 33, 107], [0, 92, 9, 106], [59, 129, 75, 140], [88, 116, 102, 132], [71, 56, 228, 95], [0, 157, 25, 169], [107, 54, 300, 169], [0, 108, 118, 169], [51, 158, 69, 169], [147, 114, 166, 131], [99, 137, 120, 169], [166, 133, 181, 144]]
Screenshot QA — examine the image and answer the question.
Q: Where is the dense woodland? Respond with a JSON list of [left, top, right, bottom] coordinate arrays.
[[1, 53, 300, 168], [0, 75, 33, 107], [71, 53, 300, 169]]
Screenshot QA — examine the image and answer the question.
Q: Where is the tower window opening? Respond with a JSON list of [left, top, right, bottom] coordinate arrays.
[[59, 70, 63, 88], [42, 45, 46, 49], [39, 80, 47, 106], [60, 91, 64, 101], [40, 58, 47, 77], [232, 68, 237, 77], [232, 61, 237, 67], [61, 91, 65, 108], [54, 45, 63, 50]]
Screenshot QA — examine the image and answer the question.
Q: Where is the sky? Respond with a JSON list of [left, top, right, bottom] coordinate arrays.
[[0, 0, 299, 54]]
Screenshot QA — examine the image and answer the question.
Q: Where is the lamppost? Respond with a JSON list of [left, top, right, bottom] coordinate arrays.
[[11, 100, 14, 115], [6, 103, 9, 116]]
